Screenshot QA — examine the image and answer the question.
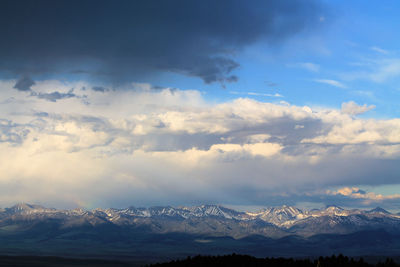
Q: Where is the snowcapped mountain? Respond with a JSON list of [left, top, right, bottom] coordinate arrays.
[[367, 207, 391, 214], [4, 203, 53, 214], [246, 205, 306, 226], [0, 203, 399, 260], [0, 203, 399, 238], [99, 204, 248, 221], [181, 204, 247, 219]]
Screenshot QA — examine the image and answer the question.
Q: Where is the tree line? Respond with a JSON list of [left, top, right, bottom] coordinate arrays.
[[150, 254, 399, 267]]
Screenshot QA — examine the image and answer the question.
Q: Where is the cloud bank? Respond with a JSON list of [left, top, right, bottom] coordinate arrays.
[[0, 79, 399, 209]]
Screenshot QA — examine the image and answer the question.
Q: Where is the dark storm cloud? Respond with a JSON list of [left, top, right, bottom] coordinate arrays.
[[13, 76, 35, 91], [0, 0, 321, 84]]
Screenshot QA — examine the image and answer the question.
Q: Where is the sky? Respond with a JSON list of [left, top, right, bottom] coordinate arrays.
[[1, 0, 400, 211]]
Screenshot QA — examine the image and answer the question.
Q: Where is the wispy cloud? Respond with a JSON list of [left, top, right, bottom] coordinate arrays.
[[314, 79, 346, 88], [369, 59, 400, 82], [370, 46, 389, 55], [351, 90, 376, 101], [341, 58, 400, 83], [288, 62, 320, 72], [230, 91, 283, 97]]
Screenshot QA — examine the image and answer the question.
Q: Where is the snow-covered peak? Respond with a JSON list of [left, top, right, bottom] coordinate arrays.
[[5, 203, 50, 214], [325, 205, 343, 211], [105, 204, 245, 220], [368, 207, 390, 214], [148, 206, 181, 217], [248, 205, 306, 226], [316, 205, 348, 216], [184, 204, 242, 219], [68, 208, 88, 216], [1, 203, 398, 229]]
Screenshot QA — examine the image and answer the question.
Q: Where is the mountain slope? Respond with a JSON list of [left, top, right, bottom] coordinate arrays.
[[0, 203, 399, 260], [1, 203, 399, 238]]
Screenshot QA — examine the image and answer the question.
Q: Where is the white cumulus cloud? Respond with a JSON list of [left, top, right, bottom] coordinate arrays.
[[0, 79, 400, 209], [341, 101, 375, 115]]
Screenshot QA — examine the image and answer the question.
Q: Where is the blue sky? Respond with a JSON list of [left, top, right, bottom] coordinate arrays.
[[146, 0, 400, 119], [0, 0, 400, 210]]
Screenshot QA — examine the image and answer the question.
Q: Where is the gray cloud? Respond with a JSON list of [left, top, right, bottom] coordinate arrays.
[[0, 119, 30, 144], [30, 89, 77, 102], [91, 86, 108, 93], [0, 0, 322, 84], [13, 76, 35, 91]]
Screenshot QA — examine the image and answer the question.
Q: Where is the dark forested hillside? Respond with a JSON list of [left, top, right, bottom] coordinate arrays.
[[150, 254, 399, 267]]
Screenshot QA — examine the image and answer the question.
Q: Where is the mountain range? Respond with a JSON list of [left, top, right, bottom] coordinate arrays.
[[1, 203, 400, 263], [3, 203, 399, 237]]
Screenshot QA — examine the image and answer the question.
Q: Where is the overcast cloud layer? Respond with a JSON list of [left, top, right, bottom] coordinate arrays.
[[0, 80, 399, 209], [0, 0, 320, 84]]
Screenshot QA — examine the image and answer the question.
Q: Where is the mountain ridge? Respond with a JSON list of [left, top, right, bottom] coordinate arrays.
[[1, 202, 400, 238], [1, 203, 400, 260]]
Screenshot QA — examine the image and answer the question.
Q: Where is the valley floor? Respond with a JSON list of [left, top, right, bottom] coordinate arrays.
[[1, 254, 397, 267]]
